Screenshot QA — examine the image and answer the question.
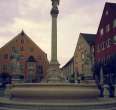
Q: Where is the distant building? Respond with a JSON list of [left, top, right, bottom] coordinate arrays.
[[0, 31, 48, 82], [95, 2, 116, 95], [61, 33, 96, 83], [74, 33, 96, 81], [61, 57, 74, 83]]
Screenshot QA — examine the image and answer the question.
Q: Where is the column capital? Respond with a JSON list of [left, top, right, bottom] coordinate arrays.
[[51, 8, 59, 17]]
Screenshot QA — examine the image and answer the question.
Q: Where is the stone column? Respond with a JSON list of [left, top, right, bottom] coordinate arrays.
[[46, 0, 64, 83], [50, 0, 59, 64]]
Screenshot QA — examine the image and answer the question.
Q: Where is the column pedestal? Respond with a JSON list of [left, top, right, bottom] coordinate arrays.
[[47, 63, 64, 83]]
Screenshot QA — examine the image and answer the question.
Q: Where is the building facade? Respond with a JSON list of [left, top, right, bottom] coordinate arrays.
[[61, 33, 95, 83], [74, 33, 96, 82], [61, 57, 74, 83], [0, 31, 48, 83], [94, 2, 116, 97]]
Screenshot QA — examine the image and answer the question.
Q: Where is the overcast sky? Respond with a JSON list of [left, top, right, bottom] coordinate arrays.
[[0, 0, 116, 67]]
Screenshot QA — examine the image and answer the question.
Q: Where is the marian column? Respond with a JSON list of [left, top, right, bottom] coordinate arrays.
[[46, 0, 64, 83], [51, 0, 59, 64]]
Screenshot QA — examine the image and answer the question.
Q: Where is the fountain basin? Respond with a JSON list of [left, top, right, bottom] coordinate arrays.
[[9, 83, 99, 100]]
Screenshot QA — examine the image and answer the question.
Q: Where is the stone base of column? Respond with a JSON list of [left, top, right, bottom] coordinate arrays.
[[46, 63, 65, 83]]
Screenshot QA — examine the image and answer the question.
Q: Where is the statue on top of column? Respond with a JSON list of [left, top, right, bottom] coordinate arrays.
[[51, 0, 60, 8]]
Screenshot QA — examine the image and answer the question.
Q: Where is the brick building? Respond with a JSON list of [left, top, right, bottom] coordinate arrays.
[[0, 31, 48, 83], [94, 2, 116, 97]]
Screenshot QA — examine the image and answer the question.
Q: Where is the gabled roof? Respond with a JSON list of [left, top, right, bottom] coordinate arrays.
[[0, 30, 46, 55], [105, 2, 116, 7], [80, 33, 96, 45], [61, 57, 74, 69]]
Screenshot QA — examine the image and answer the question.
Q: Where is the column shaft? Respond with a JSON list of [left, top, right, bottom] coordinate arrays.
[[51, 16, 58, 64]]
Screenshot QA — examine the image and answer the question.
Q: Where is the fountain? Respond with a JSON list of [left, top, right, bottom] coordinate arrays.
[[1, 0, 116, 110], [8, 0, 99, 101]]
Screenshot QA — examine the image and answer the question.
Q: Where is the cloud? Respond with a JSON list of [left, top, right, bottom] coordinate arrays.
[[18, 0, 51, 22], [0, 0, 116, 66], [0, 0, 19, 26]]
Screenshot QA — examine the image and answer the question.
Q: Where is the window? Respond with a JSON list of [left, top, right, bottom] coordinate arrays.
[[105, 10, 109, 15], [12, 47, 15, 51], [38, 66, 43, 74], [75, 58, 78, 64], [21, 39, 24, 44], [100, 28, 104, 36], [20, 46, 24, 51], [106, 39, 111, 48], [102, 42, 105, 50], [91, 46, 95, 53], [97, 45, 100, 52], [29, 48, 34, 52], [112, 36, 116, 44], [78, 45, 81, 50], [3, 64, 7, 72], [81, 53, 85, 60], [4, 54, 8, 59], [0, 54, 1, 60], [106, 24, 110, 32], [20, 64, 24, 73], [113, 19, 116, 28]]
